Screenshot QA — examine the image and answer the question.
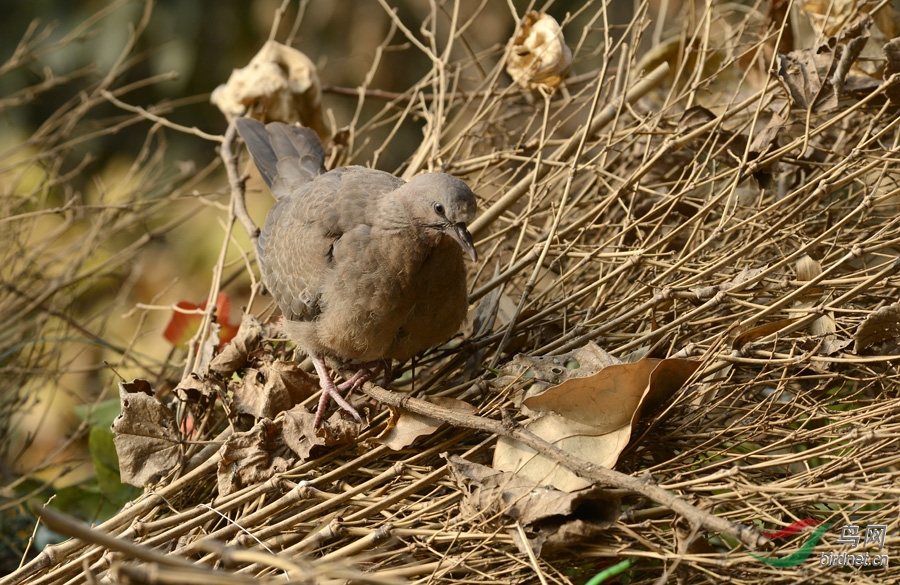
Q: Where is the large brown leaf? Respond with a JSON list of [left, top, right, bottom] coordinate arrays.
[[494, 354, 700, 491]]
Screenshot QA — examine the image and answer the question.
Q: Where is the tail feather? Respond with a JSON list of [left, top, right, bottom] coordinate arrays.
[[235, 118, 326, 197]]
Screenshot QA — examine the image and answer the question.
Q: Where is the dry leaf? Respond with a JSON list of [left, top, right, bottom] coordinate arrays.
[[816, 336, 853, 355], [800, 4, 891, 77], [506, 11, 572, 90], [446, 455, 618, 557], [884, 38, 900, 104], [733, 318, 802, 351], [492, 341, 620, 400], [282, 405, 359, 460], [746, 111, 787, 188], [522, 357, 700, 427], [776, 50, 836, 111], [464, 269, 505, 381], [831, 19, 871, 96], [776, 13, 877, 111], [377, 397, 476, 451], [801, 0, 868, 37], [494, 355, 700, 491], [690, 265, 767, 299], [677, 106, 782, 188], [112, 380, 181, 487], [174, 373, 225, 403], [211, 40, 329, 139], [217, 419, 293, 496], [677, 105, 717, 131], [795, 253, 823, 283], [209, 313, 263, 378], [796, 255, 837, 338], [495, 417, 630, 491], [854, 303, 900, 354], [231, 360, 318, 419], [738, 0, 794, 78]]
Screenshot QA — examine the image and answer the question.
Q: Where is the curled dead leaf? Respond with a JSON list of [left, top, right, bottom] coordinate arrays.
[[174, 373, 224, 403], [884, 38, 900, 104], [796, 255, 837, 338], [211, 41, 329, 139], [209, 313, 263, 378], [282, 405, 359, 460], [801, 4, 890, 77], [733, 318, 802, 351], [112, 380, 181, 487], [854, 302, 900, 354], [231, 360, 317, 420], [690, 265, 768, 300], [491, 341, 619, 400], [775, 13, 879, 111], [776, 50, 836, 111], [506, 11, 571, 90], [495, 417, 630, 491], [676, 106, 782, 188], [522, 357, 700, 427], [217, 419, 293, 496]]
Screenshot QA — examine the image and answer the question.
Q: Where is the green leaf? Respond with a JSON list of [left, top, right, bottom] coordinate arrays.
[[89, 427, 141, 511], [74, 398, 121, 429]]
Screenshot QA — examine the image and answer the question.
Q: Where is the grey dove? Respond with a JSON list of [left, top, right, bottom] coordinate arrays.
[[235, 118, 477, 427]]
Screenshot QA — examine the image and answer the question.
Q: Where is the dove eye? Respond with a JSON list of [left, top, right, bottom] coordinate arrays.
[[434, 203, 446, 216]]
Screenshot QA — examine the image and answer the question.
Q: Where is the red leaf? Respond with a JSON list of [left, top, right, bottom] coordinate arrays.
[[215, 292, 239, 344], [163, 292, 239, 347]]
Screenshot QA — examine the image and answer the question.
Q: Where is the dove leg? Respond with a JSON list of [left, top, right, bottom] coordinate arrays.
[[311, 354, 363, 428]]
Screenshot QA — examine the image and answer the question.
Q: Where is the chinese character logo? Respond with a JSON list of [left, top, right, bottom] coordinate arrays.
[[835, 524, 887, 550], [820, 524, 889, 568], [752, 521, 890, 568]]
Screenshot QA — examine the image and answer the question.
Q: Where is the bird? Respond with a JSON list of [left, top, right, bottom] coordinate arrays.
[[235, 118, 477, 427]]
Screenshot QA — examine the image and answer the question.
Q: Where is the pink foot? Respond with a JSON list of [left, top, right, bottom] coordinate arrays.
[[311, 355, 363, 428], [336, 368, 374, 392]]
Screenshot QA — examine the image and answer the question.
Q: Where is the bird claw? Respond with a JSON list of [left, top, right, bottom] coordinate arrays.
[[340, 359, 391, 389], [311, 355, 364, 428], [336, 368, 374, 392], [315, 384, 363, 427], [311, 357, 395, 428]]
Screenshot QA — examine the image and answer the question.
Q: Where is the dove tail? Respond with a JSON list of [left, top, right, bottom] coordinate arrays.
[[235, 118, 326, 197]]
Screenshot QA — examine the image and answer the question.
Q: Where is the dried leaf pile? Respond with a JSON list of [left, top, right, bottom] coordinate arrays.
[[7, 1, 900, 584]]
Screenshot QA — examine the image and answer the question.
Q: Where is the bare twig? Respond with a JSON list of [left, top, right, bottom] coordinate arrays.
[[359, 382, 766, 549]]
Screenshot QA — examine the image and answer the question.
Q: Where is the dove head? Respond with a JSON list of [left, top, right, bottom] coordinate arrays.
[[400, 173, 478, 262]]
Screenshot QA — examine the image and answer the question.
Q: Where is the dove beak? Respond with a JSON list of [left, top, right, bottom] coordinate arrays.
[[449, 222, 478, 262]]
